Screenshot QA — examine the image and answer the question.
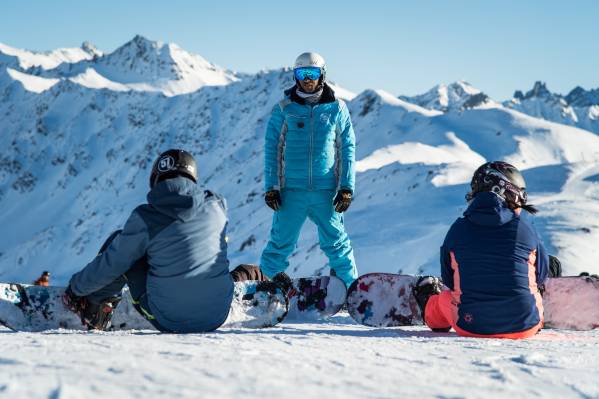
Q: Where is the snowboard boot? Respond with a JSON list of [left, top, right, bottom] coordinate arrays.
[[271, 272, 298, 299], [80, 297, 122, 331], [413, 276, 450, 333], [63, 287, 121, 331]]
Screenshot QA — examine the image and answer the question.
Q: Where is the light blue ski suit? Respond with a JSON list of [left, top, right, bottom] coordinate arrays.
[[261, 84, 358, 287]]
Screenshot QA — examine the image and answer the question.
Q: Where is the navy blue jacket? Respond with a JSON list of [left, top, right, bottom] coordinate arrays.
[[440, 192, 549, 335], [70, 177, 234, 332]]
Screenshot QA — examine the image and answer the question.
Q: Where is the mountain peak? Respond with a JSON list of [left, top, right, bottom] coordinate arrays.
[[131, 34, 163, 49], [565, 86, 599, 107], [513, 81, 554, 101], [112, 35, 164, 58], [80, 41, 102, 58], [400, 80, 489, 112]]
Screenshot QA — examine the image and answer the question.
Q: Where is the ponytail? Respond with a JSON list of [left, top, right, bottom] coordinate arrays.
[[521, 203, 538, 215]]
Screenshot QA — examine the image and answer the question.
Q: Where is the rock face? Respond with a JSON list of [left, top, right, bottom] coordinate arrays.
[[505, 81, 599, 135], [0, 37, 598, 284]]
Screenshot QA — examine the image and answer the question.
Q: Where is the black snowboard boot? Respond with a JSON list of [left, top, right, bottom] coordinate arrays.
[[63, 287, 121, 331], [413, 276, 450, 332], [80, 297, 122, 331], [272, 272, 294, 296]]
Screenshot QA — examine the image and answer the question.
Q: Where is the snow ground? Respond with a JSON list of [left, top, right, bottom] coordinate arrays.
[[1, 314, 598, 399]]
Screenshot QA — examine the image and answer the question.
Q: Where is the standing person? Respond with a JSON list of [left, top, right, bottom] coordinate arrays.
[[260, 52, 358, 288], [64, 149, 264, 332], [414, 161, 551, 339], [33, 271, 51, 286]]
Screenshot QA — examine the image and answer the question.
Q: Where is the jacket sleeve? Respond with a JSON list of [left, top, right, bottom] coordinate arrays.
[[440, 242, 454, 290], [264, 104, 285, 192], [337, 102, 356, 192], [535, 236, 550, 286], [440, 222, 458, 290], [69, 210, 149, 296]]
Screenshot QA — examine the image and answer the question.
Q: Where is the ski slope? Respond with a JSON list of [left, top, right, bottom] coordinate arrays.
[[1, 315, 598, 399]]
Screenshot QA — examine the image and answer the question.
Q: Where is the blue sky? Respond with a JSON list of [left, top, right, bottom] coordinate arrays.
[[1, 0, 597, 99]]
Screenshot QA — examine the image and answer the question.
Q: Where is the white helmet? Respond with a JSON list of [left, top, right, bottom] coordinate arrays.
[[294, 52, 327, 80]]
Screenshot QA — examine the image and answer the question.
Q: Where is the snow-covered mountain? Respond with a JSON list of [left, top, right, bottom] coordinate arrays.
[[504, 81, 599, 135], [0, 41, 101, 70], [1, 35, 237, 96], [399, 80, 495, 112], [1, 37, 599, 286]]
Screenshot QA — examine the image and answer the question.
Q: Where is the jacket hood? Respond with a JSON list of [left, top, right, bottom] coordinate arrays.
[[147, 176, 204, 222], [285, 83, 336, 105], [463, 192, 517, 227]]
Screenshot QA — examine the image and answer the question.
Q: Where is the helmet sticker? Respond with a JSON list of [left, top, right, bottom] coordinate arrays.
[[158, 155, 175, 172]]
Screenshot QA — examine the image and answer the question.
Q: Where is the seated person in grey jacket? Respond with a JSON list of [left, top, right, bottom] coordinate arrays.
[[63, 149, 267, 332]]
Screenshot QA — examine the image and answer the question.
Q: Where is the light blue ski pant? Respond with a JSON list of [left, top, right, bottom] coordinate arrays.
[[260, 189, 358, 287]]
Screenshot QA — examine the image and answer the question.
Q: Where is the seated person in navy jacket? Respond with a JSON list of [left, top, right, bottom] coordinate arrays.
[[414, 161, 552, 339]]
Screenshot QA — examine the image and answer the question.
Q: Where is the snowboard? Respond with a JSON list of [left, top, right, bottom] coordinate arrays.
[[543, 275, 599, 330], [346, 273, 599, 331], [286, 276, 347, 320], [0, 281, 288, 332], [346, 274, 422, 327]]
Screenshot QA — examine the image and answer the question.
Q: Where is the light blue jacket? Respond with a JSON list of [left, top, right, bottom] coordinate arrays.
[[264, 84, 356, 193], [70, 177, 234, 333]]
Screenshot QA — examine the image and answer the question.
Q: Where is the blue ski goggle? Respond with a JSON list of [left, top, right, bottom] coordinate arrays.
[[294, 67, 322, 81]]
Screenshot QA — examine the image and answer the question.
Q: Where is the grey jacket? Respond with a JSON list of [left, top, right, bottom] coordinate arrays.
[[70, 177, 234, 332]]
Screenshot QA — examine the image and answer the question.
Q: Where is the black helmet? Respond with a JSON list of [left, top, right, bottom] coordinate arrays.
[[466, 161, 537, 214], [149, 149, 198, 188]]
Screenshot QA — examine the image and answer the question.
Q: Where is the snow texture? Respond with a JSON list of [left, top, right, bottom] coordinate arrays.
[[1, 318, 599, 399]]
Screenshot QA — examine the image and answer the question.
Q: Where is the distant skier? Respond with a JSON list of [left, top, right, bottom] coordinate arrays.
[[63, 149, 265, 332], [414, 161, 556, 339], [33, 271, 50, 286], [260, 52, 358, 288]]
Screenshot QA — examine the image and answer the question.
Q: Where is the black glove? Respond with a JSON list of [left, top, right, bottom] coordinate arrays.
[[265, 190, 282, 211], [548, 255, 562, 278], [63, 286, 87, 313], [333, 189, 353, 213], [579, 272, 599, 279]]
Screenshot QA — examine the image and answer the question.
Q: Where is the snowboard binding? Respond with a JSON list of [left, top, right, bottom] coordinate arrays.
[[413, 276, 450, 332], [272, 272, 297, 298], [63, 287, 121, 330]]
